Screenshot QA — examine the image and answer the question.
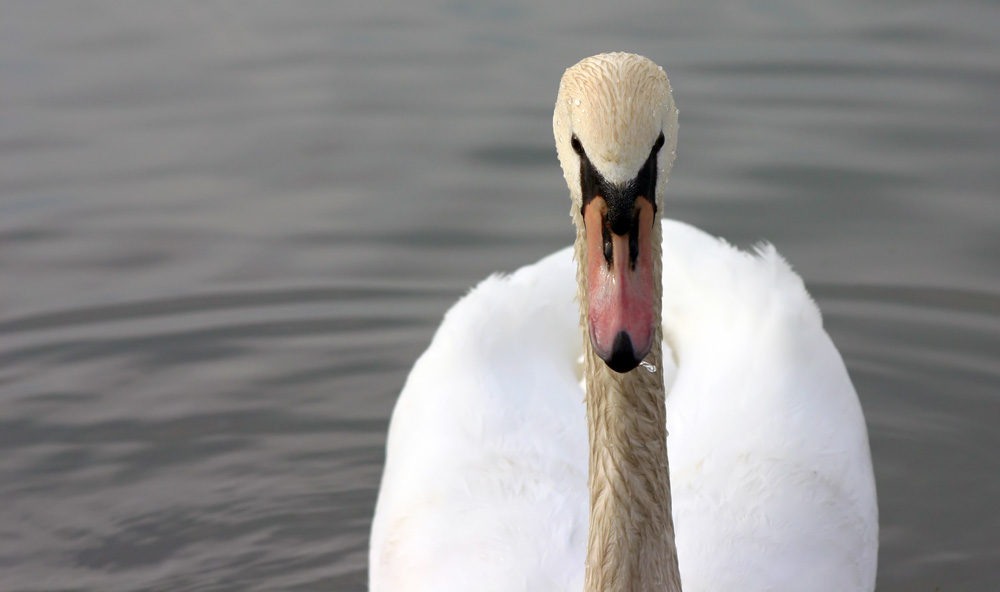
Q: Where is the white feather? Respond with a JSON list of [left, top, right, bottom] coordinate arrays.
[[370, 219, 878, 592]]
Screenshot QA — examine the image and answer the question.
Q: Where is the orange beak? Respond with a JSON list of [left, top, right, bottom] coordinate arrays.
[[583, 197, 656, 373]]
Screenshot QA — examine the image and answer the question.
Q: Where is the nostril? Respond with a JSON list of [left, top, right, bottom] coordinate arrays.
[[629, 212, 640, 268], [602, 222, 613, 265], [604, 331, 640, 373]]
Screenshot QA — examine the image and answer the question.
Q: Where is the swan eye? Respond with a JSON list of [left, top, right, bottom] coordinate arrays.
[[571, 135, 585, 156], [652, 132, 665, 154]]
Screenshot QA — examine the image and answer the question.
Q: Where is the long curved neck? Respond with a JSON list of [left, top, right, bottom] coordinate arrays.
[[577, 220, 682, 592]]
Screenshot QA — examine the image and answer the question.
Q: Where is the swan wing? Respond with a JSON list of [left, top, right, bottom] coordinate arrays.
[[369, 246, 588, 592], [660, 220, 878, 591]]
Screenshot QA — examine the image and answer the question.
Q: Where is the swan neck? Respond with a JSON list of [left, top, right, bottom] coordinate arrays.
[[578, 222, 682, 592]]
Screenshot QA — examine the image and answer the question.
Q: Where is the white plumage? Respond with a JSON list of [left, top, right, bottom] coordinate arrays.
[[370, 220, 878, 591]]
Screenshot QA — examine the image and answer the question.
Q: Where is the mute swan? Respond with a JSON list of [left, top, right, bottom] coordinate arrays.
[[369, 53, 878, 592]]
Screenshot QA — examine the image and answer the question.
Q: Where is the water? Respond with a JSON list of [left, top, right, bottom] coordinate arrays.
[[1, 1, 998, 590]]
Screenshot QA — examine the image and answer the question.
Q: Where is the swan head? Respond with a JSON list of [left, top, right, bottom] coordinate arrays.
[[553, 53, 678, 373]]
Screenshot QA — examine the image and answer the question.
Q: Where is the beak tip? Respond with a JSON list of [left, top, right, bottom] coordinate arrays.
[[599, 331, 646, 373]]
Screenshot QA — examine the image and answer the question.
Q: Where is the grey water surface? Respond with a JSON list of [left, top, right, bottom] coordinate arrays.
[[1, 1, 999, 590]]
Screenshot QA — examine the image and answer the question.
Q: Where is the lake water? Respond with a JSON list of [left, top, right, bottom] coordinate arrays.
[[1, 1, 998, 590]]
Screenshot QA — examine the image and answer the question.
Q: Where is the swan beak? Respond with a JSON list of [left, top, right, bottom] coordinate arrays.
[[584, 197, 656, 373]]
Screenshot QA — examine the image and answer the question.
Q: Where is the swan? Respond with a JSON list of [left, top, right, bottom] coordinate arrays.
[[369, 52, 878, 592]]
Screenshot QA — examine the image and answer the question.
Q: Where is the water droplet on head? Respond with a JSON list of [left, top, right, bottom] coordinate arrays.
[[574, 99, 581, 106], [640, 360, 657, 373]]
